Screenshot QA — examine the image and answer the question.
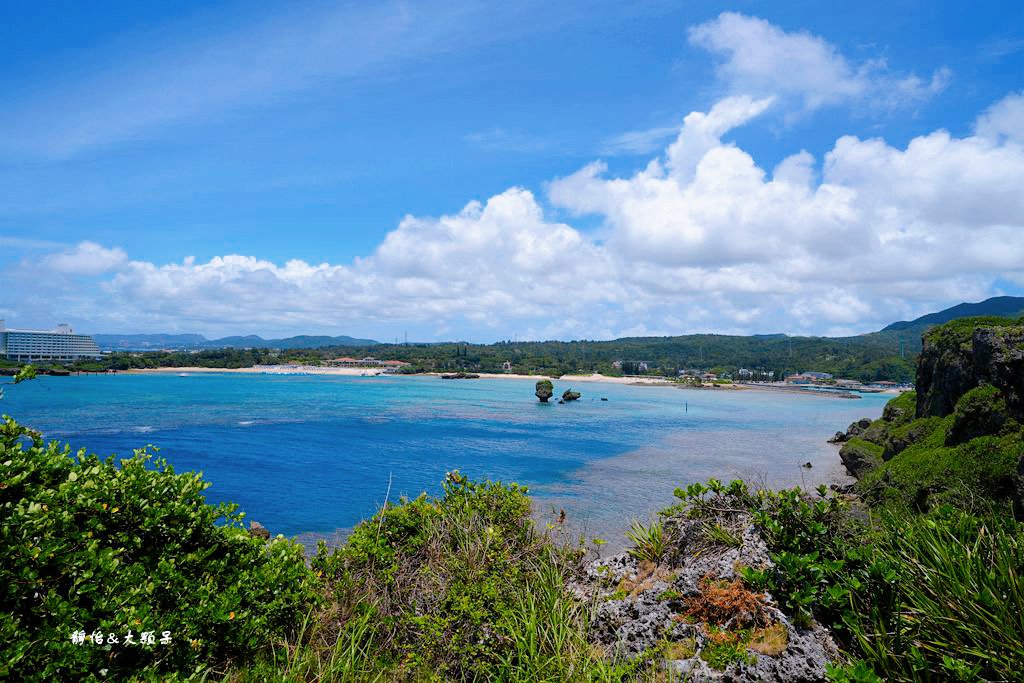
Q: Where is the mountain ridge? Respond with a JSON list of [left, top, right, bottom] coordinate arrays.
[[882, 296, 1024, 333], [92, 296, 1024, 352], [93, 333, 380, 351]]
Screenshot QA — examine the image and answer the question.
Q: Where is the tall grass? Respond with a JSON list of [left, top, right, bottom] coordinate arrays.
[[849, 507, 1024, 681]]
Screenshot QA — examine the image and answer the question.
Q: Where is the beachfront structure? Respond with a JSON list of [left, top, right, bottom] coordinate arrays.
[[803, 371, 834, 380], [617, 360, 650, 375], [786, 371, 834, 385], [326, 356, 411, 369], [0, 320, 102, 361]]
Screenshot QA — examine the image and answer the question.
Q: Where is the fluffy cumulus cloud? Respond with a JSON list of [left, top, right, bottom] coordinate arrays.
[[42, 241, 128, 276], [72, 190, 621, 338], [5, 16, 1022, 339], [689, 12, 950, 112], [14, 88, 1023, 340]]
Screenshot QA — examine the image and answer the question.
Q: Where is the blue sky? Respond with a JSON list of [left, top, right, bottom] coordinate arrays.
[[2, 1, 1023, 341]]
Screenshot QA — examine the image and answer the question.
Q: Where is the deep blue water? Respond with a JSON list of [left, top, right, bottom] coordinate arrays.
[[1, 373, 888, 547]]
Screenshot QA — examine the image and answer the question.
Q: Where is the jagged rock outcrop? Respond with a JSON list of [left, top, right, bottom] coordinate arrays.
[[562, 388, 581, 401], [834, 318, 1024, 515], [916, 320, 1024, 420], [828, 418, 873, 445], [535, 379, 554, 403], [248, 521, 270, 540], [839, 439, 883, 478], [846, 418, 873, 439], [570, 513, 837, 682], [440, 372, 480, 379]]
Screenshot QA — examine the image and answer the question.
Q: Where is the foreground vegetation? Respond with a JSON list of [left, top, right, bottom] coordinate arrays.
[[2, 315, 1022, 680]]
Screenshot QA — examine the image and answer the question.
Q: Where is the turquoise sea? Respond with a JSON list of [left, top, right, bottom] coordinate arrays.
[[2, 373, 888, 548]]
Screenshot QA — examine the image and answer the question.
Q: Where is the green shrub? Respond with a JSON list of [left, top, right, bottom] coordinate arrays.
[[0, 417, 317, 681], [625, 519, 670, 563], [858, 420, 892, 447], [858, 424, 1022, 511], [923, 316, 1021, 348], [948, 384, 1008, 444]]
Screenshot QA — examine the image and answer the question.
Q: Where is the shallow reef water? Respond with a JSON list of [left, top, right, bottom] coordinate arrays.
[[5, 373, 887, 547]]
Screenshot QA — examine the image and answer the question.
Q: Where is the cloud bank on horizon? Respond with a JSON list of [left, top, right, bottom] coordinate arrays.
[[4, 11, 1023, 341]]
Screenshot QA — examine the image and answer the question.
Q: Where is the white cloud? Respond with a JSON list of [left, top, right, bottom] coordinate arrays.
[[43, 241, 128, 276], [975, 91, 1024, 144], [688, 12, 950, 112], [10, 92, 1024, 339]]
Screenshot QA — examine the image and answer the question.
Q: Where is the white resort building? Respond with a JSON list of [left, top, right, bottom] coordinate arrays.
[[0, 320, 102, 362]]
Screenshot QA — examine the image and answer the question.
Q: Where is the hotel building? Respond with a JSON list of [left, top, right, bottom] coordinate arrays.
[[0, 320, 102, 362]]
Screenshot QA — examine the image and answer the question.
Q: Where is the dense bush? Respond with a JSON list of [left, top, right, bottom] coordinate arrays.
[[857, 419, 1022, 513], [294, 472, 634, 681], [0, 416, 317, 680], [948, 384, 1011, 444]]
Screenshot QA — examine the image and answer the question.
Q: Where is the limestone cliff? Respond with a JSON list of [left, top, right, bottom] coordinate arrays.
[[915, 317, 1024, 420], [836, 317, 1024, 515]]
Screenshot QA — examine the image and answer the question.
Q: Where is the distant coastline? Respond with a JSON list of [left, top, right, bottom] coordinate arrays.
[[124, 366, 678, 385], [121, 365, 903, 396]]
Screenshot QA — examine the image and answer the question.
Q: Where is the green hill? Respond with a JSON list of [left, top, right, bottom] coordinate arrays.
[[882, 295, 1024, 334]]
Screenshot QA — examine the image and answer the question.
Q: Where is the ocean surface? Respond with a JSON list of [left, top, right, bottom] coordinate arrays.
[[2, 373, 888, 549]]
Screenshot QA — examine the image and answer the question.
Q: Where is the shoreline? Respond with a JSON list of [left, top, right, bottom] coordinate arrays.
[[120, 366, 901, 395]]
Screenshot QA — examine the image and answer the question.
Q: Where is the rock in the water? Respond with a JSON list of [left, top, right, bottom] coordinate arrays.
[[601, 397, 608, 401], [827, 431, 847, 443], [802, 462, 813, 469], [440, 372, 480, 379], [562, 388, 581, 401], [535, 379, 554, 403], [248, 521, 270, 540]]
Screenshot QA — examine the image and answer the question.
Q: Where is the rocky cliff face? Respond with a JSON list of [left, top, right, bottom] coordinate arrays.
[[836, 317, 1024, 516], [916, 319, 1024, 420]]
